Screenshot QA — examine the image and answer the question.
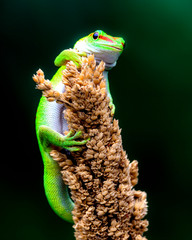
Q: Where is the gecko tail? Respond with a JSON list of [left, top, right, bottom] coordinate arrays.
[[43, 153, 74, 223]]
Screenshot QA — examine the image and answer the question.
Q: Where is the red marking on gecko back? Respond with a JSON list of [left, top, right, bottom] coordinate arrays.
[[99, 35, 114, 43]]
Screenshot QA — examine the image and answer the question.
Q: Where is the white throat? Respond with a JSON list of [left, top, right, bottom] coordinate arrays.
[[74, 41, 117, 70]]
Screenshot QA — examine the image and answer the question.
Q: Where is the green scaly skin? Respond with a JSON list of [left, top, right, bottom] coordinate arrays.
[[35, 30, 125, 223]]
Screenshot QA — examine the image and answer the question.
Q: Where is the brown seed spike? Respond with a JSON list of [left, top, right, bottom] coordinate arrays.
[[33, 54, 148, 240], [100, 81, 106, 89], [88, 54, 95, 63], [32, 74, 39, 83], [96, 60, 105, 73]]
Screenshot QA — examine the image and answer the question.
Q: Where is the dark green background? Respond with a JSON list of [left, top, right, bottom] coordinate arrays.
[[2, 0, 192, 239]]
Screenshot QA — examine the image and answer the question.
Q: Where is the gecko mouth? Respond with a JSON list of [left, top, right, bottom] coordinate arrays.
[[110, 46, 122, 51], [101, 44, 123, 51]]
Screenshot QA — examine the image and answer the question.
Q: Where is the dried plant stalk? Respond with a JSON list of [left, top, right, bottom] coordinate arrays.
[[33, 55, 148, 239]]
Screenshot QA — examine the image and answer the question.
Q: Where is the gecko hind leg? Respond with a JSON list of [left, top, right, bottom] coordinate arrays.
[[39, 125, 89, 152]]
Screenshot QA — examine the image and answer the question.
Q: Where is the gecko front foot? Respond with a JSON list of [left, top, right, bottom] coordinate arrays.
[[54, 49, 87, 69]]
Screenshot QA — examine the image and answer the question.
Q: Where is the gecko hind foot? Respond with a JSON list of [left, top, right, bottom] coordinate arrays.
[[62, 130, 90, 152], [64, 130, 83, 141]]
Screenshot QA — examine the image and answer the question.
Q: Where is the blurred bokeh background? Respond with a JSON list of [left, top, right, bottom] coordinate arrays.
[[2, 0, 192, 239]]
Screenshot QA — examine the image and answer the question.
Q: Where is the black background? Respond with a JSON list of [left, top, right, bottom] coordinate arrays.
[[2, 0, 192, 239]]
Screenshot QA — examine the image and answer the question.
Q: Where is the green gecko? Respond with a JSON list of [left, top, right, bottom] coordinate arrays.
[[35, 30, 125, 223]]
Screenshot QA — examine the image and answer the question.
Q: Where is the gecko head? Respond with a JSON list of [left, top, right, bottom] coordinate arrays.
[[74, 30, 125, 70]]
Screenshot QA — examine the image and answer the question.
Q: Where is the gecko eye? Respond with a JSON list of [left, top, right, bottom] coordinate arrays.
[[93, 32, 99, 40]]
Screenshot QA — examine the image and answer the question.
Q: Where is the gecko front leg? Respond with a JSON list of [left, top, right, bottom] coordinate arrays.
[[54, 49, 87, 69]]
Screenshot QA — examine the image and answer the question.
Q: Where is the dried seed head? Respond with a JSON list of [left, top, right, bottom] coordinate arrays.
[[33, 54, 148, 240]]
